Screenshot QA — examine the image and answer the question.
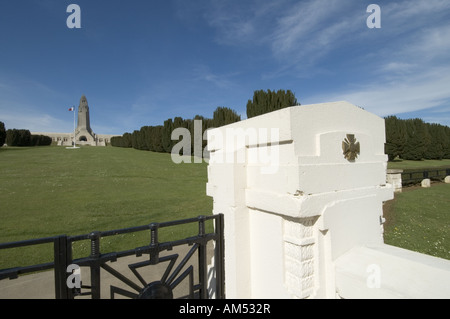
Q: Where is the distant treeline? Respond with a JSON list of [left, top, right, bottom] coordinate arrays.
[[111, 107, 241, 153], [0, 122, 52, 147], [385, 116, 450, 161], [109, 89, 450, 163], [111, 89, 299, 153]]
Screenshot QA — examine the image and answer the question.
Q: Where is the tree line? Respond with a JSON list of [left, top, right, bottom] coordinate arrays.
[[246, 89, 299, 118], [111, 106, 242, 153], [111, 89, 299, 153], [385, 116, 450, 161], [0, 122, 52, 147], [92, 88, 450, 163]]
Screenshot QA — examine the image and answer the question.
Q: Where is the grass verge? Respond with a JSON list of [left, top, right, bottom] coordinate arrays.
[[383, 183, 450, 260]]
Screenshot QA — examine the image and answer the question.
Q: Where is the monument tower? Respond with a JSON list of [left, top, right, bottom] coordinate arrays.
[[76, 95, 95, 144], [31, 94, 119, 146]]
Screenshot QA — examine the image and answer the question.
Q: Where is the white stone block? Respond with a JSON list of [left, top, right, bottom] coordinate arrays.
[[207, 101, 397, 299], [212, 204, 251, 298], [296, 162, 387, 195], [321, 195, 384, 260], [421, 178, 431, 188], [289, 102, 387, 158], [248, 209, 291, 298], [386, 169, 403, 193], [335, 245, 450, 299], [206, 162, 246, 206], [246, 164, 299, 194]]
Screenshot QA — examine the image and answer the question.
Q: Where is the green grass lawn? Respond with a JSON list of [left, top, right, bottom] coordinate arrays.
[[0, 146, 213, 268], [1, 146, 449, 270], [383, 183, 450, 260], [385, 159, 449, 260], [388, 159, 450, 170]]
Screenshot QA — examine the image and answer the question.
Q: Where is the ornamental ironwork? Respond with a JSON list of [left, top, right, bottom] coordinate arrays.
[[0, 214, 225, 299]]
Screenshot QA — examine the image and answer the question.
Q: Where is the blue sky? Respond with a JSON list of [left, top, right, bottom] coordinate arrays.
[[1, 0, 449, 135]]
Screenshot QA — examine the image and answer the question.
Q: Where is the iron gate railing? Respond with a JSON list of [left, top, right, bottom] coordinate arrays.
[[0, 214, 225, 299], [402, 168, 450, 185]]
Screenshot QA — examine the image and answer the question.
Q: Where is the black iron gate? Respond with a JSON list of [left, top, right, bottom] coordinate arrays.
[[0, 214, 225, 299]]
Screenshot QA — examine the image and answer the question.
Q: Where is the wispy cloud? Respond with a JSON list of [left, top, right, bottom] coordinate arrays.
[[269, 0, 357, 59], [0, 75, 70, 131], [200, 0, 449, 72], [304, 65, 450, 119], [261, 0, 450, 124], [201, 0, 277, 46], [1, 108, 70, 133], [199, 0, 363, 77], [311, 21, 450, 123], [3, 1, 449, 133], [383, 0, 450, 30], [192, 64, 239, 89]]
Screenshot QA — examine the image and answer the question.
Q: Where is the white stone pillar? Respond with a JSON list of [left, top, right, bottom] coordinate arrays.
[[207, 101, 394, 298], [386, 169, 403, 193]]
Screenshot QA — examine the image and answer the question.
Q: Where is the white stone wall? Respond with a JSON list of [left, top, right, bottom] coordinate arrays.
[[206, 101, 450, 299], [386, 169, 403, 193]]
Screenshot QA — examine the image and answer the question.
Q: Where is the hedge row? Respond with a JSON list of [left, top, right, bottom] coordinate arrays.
[[111, 107, 241, 153], [385, 116, 450, 161], [0, 125, 52, 147]]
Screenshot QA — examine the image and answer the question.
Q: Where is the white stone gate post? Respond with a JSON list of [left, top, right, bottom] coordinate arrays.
[[206, 101, 394, 298]]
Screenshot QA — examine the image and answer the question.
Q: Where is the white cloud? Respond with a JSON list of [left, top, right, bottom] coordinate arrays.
[[270, 0, 355, 56], [379, 62, 416, 73], [196, 0, 450, 127], [191, 64, 239, 89], [269, 1, 450, 127], [201, 0, 279, 46], [304, 65, 450, 119], [0, 75, 71, 132], [383, 0, 450, 29], [1, 110, 71, 133]]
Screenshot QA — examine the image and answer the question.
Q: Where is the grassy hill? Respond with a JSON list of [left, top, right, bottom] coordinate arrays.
[[0, 146, 212, 268], [1, 146, 448, 269]]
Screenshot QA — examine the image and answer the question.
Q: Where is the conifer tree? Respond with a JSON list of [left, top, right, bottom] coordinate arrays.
[[246, 89, 299, 119], [403, 119, 431, 160], [443, 126, 450, 159], [426, 123, 449, 160], [122, 133, 132, 147], [0, 121, 5, 146], [385, 116, 407, 161], [212, 106, 241, 127], [6, 129, 31, 146], [162, 119, 174, 152], [151, 125, 164, 152]]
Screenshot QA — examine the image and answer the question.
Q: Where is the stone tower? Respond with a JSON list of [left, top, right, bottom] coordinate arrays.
[[76, 95, 96, 144]]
